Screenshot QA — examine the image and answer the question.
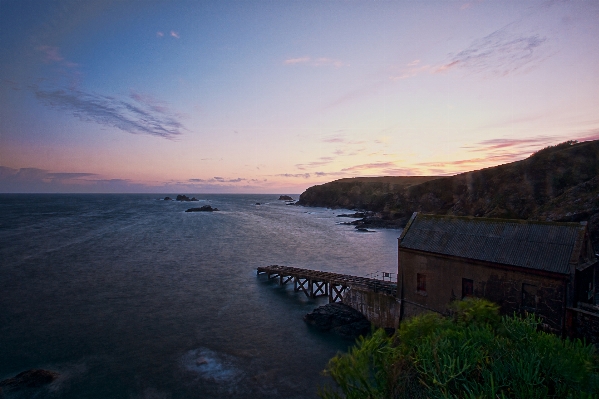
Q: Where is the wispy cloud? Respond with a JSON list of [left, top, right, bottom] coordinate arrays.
[[295, 157, 335, 170], [37, 45, 64, 63], [322, 135, 365, 145], [34, 87, 184, 139], [341, 162, 396, 172], [170, 30, 180, 39], [188, 177, 246, 183], [437, 29, 549, 76], [391, 4, 553, 81], [465, 136, 557, 152], [283, 56, 345, 68], [37, 45, 79, 68], [276, 173, 312, 179], [156, 31, 164, 37]]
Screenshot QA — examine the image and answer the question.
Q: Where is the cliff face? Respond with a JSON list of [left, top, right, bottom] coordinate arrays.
[[298, 140, 599, 246]]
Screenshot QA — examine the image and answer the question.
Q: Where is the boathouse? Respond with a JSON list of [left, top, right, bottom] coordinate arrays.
[[397, 212, 598, 335]]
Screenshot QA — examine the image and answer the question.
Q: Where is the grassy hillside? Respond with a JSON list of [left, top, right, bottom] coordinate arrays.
[[296, 176, 441, 211], [298, 140, 599, 245]]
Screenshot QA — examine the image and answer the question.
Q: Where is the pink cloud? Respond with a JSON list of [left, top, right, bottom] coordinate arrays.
[[284, 57, 311, 65], [341, 162, 396, 172], [435, 60, 459, 73], [295, 158, 334, 170], [170, 30, 180, 39], [157, 31, 164, 37], [37, 46, 63, 63], [576, 129, 599, 143], [36, 45, 79, 69], [466, 136, 556, 152]]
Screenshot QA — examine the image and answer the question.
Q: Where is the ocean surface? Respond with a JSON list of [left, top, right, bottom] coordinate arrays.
[[0, 194, 401, 399]]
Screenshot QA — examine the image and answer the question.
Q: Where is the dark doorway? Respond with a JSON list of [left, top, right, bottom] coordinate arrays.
[[462, 278, 473, 299]]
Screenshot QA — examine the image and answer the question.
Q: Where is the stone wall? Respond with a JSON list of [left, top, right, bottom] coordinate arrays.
[[398, 248, 569, 333], [342, 288, 401, 329], [567, 307, 599, 347]]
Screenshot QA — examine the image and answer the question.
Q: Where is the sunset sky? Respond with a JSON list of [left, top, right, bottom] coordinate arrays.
[[1, 0, 598, 193]]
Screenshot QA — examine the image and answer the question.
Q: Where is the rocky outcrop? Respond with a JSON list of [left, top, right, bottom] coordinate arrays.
[[304, 303, 371, 340], [164, 197, 172, 201], [278, 195, 294, 201], [337, 212, 368, 218], [0, 369, 59, 390], [185, 205, 219, 212], [176, 195, 199, 201]]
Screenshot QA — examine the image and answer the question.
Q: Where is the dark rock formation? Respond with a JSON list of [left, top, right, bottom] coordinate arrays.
[[278, 195, 294, 201], [185, 205, 219, 212], [176, 195, 191, 201], [304, 303, 371, 340], [0, 369, 59, 390], [255, 203, 261, 205], [337, 212, 367, 218], [164, 197, 172, 201], [191, 197, 199, 201]]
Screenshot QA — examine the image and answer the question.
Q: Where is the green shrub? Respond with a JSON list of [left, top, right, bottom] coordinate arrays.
[[321, 299, 599, 399]]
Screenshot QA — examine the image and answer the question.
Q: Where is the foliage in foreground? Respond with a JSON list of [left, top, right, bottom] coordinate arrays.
[[320, 299, 599, 399]]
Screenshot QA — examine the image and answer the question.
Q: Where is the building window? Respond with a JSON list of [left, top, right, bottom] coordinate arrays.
[[417, 273, 426, 293], [462, 278, 474, 299], [522, 283, 537, 309]]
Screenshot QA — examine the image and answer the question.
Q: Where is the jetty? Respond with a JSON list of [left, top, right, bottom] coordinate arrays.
[[257, 265, 397, 303]]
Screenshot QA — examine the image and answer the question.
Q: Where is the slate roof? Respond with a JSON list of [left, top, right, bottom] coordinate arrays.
[[399, 213, 587, 275]]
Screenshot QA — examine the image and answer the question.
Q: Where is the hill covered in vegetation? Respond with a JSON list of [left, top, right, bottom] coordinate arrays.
[[298, 140, 599, 247], [320, 299, 599, 399]]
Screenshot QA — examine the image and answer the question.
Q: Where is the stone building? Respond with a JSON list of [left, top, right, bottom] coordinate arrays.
[[397, 212, 597, 334]]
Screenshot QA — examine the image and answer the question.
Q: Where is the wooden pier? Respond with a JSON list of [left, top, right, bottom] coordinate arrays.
[[257, 265, 397, 303]]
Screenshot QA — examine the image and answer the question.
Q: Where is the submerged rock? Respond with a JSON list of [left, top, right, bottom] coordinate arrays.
[[186, 205, 219, 212], [0, 369, 59, 390], [304, 303, 371, 340], [337, 212, 366, 218]]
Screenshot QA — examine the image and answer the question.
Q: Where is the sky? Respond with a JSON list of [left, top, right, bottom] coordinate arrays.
[[1, 0, 598, 193]]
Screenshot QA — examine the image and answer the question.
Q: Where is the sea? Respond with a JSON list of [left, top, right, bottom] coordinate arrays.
[[0, 194, 401, 399]]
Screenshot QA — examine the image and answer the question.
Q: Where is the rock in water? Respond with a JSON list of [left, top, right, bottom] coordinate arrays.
[[304, 303, 371, 339], [185, 205, 218, 212], [164, 196, 172, 201], [0, 369, 59, 390], [278, 195, 293, 201]]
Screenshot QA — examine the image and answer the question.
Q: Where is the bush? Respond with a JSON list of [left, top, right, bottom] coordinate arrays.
[[320, 299, 599, 399]]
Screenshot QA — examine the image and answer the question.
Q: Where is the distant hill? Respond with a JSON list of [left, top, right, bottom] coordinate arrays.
[[298, 140, 599, 248]]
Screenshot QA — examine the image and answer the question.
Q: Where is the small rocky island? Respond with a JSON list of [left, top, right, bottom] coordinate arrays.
[[175, 195, 199, 201], [278, 195, 294, 201], [185, 205, 219, 212]]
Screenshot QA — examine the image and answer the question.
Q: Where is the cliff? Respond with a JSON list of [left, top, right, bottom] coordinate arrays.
[[298, 140, 599, 247]]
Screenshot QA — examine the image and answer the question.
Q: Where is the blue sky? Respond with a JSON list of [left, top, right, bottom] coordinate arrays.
[[1, 0, 598, 193]]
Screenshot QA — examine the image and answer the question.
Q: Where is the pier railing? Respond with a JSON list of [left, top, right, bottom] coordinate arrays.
[[257, 265, 397, 303]]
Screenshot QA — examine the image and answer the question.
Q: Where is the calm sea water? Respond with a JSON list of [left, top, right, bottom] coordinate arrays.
[[0, 194, 400, 399]]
